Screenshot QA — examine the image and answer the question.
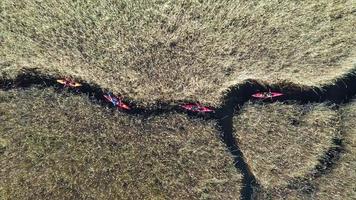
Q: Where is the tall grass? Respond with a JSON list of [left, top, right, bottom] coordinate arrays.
[[0, 88, 242, 199], [1, 0, 355, 105]]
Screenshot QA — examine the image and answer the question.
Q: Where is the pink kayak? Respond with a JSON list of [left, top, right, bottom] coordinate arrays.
[[180, 103, 214, 113], [252, 91, 284, 99]]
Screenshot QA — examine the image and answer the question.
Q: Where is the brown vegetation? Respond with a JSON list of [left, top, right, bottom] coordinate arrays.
[[314, 100, 356, 200], [0, 87, 242, 199], [235, 101, 356, 199], [1, 0, 355, 105], [233, 102, 340, 188]]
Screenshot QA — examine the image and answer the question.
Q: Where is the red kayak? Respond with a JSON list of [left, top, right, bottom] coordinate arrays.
[[56, 78, 82, 88], [252, 91, 284, 99], [103, 93, 131, 110], [180, 103, 214, 113]]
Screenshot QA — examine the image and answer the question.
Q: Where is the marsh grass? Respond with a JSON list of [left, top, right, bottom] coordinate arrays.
[[1, 0, 355, 105], [233, 102, 340, 188], [1, 0, 356, 199], [249, 100, 356, 200], [313, 100, 356, 200], [0, 87, 242, 199]]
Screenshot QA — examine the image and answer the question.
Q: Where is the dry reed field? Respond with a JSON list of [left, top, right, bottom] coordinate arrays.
[[234, 101, 356, 199], [233, 102, 341, 196], [1, 0, 355, 105], [0, 88, 242, 199], [1, 0, 355, 199], [313, 100, 356, 200]]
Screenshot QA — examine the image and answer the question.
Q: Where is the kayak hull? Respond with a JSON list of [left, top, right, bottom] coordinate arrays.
[[104, 94, 131, 110], [180, 103, 214, 113], [57, 79, 82, 88], [118, 103, 131, 110], [252, 92, 284, 99]]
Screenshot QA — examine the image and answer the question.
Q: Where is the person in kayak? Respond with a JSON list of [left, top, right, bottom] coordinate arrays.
[[56, 78, 82, 88], [180, 103, 214, 113], [251, 90, 284, 99], [264, 91, 273, 98], [103, 92, 131, 110]]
